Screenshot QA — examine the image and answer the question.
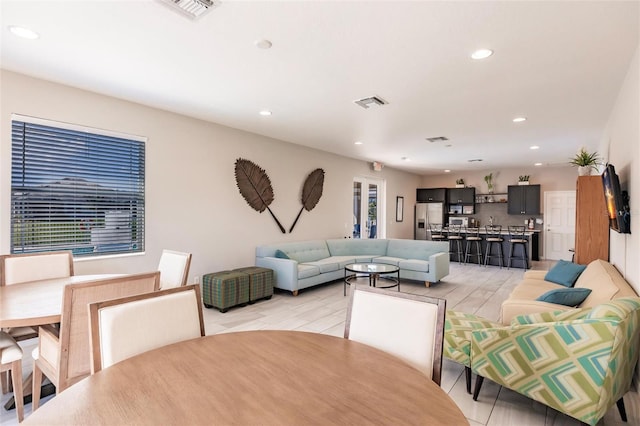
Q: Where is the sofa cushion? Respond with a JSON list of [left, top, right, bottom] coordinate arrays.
[[281, 240, 331, 263], [507, 279, 564, 300], [373, 256, 403, 266], [326, 239, 388, 256], [398, 259, 429, 273], [301, 258, 340, 274], [297, 264, 321, 279], [536, 288, 592, 307], [275, 249, 290, 259], [544, 260, 586, 287], [386, 239, 448, 261], [574, 259, 638, 307]]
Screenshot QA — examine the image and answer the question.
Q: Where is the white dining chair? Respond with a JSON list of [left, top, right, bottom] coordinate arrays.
[[1, 251, 75, 394], [157, 249, 192, 289], [344, 285, 446, 385], [1, 331, 24, 423], [88, 284, 205, 373]]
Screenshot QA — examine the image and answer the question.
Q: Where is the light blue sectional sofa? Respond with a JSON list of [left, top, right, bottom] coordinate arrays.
[[255, 238, 450, 295]]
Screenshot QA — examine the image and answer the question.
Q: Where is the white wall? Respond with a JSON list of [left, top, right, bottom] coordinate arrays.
[[0, 70, 420, 281], [600, 46, 639, 294]]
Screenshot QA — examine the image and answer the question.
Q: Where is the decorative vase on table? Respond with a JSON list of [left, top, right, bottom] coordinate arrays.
[[578, 166, 591, 176]]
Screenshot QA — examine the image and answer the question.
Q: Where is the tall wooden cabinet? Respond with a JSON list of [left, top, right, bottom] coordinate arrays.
[[574, 176, 609, 265]]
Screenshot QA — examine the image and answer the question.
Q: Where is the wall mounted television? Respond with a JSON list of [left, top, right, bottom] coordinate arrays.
[[601, 164, 630, 234]]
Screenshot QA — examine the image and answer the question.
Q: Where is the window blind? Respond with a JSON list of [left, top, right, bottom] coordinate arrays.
[[11, 116, 145, 257]]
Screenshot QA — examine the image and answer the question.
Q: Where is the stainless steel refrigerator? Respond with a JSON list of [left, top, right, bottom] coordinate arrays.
[[415, 202, 444, 240]]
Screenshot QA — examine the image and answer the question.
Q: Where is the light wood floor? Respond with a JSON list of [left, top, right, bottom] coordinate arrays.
[[2, 260, 638, 425]]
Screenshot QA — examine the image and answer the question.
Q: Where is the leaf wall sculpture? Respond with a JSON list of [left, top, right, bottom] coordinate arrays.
[[289, 168, 325, 233], [234, 158, 286, 233]]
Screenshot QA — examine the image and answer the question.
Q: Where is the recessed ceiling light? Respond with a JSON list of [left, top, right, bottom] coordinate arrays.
[[9, 26, 39, 40], [255, 39, 272, 49], [471, 49, 493, 60], [534, 163, 542, 166], [401, 157, 410, 161], [444, 169, 451, 173], [259, 110, 272, 116], [530, 145, 540, 150], [513, 117, 527, 123], [354, 141, 363, 145]]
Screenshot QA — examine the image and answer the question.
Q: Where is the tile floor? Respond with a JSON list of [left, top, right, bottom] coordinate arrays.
[[2, 260, 638, 425]]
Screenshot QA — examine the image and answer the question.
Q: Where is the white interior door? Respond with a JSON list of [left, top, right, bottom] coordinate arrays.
[[544, 191, 576, 260], [353, 178, 385, 239]]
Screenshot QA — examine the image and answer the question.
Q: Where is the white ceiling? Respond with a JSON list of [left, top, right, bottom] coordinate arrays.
[[1, 0, 638, 175]]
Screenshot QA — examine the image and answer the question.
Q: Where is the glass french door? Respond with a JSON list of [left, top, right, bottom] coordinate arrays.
[[353, 178, 385, 239]]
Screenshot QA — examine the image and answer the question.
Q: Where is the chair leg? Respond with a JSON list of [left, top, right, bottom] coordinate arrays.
[[472, 375, 484, 401], [11, 360, 24, 423], [1, 370, 9, 394], [616, 397, 627, 422], [465, 366, 472, 394], [32, 362, 43, 411]]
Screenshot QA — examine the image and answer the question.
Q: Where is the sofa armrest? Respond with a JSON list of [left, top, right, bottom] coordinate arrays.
[[522, 270, 548, 280], [500, 299, 573, 325], [255, 256, 298, 292], [429, 251, 450, 282]]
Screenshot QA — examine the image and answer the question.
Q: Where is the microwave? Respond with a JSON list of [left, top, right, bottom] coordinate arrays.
[[448, 217, 469, 227]]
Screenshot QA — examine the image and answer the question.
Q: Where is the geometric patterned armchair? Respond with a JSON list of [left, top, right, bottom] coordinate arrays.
[[471, 297, 640, 426]]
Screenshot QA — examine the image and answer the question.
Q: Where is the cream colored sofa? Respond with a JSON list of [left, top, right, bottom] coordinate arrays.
[[500, 259, 638, 325]]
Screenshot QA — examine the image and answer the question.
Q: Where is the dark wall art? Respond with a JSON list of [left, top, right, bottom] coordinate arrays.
[[234, 158, 325, 234], [289, 168, 325, 233], [234, 158, 286, 233]]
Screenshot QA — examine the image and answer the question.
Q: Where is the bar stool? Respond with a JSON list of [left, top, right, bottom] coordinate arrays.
[[448, 225, 464, 264], [507, 225, 529, 269], [484, 225, 504, 268], [464, 227, 483, 266], [429, 224, 447, 242]]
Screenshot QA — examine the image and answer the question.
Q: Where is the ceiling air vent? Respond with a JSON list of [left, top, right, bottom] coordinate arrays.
[[426, 136, 449, 143], [354, 96, 388, 109], [157, 0, 219, 20]]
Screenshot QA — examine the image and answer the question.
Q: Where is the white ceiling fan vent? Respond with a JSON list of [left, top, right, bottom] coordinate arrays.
[[157, 0, 220, 20], [354, 96, 388, 109]]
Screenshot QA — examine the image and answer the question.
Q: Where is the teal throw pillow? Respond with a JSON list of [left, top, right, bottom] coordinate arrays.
[[536, 288, 592, 307], [544, 260, 587, 287], [275, 249, 290, 259]]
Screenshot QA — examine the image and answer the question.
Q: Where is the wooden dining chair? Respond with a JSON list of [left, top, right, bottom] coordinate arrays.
[[32, 271, 160, 410], [0, 331, 24, 423], [344, 285, 447, 385], [157, 249, 192, 289], [89, 284, 205, 373]]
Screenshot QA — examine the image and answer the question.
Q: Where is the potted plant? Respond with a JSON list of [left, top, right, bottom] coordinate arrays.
[[518, 175, 530, 185], [455, 178, 465, 188], [484, 173, 494, 193], [570, 148, 600, 176]]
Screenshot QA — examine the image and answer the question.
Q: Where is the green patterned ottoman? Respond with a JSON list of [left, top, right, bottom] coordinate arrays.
[[202, 270, 250, 313], [444, 310, 501, 393], [233, 266, 274, 302]]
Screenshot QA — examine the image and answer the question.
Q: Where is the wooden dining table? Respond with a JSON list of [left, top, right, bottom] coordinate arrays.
[[23, 330, 468, 425], [0, 274, 121, 329]]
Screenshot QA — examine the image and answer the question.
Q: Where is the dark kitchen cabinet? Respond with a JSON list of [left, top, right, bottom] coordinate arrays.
[[417, 188, 446, 203], [447, 188, 475, 205], [508, 185, 540, 215]]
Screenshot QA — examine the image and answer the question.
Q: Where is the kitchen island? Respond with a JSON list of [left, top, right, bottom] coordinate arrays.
[[437, 227, 539, 268]]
